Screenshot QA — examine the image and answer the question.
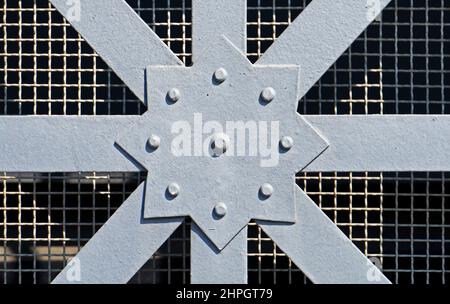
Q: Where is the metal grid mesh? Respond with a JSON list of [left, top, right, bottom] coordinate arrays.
[[297, 172, 449, 284], [0, 0, 449, 284], [0, 172, 141, 283], [1, 0, 191, 115]]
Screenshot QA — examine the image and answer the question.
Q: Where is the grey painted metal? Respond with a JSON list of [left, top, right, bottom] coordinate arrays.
[[304, 115, 450, 172], [4, 114, 446, 174], [257, 0, 392, 99], [49, 0, 182, 103], [192, 0, 247, 60], [258, 186, 390, 284], [0, 116, 140, 172], [52, 182, 184, 284], [115, 37, 328, 250], [190, 1, 248, 283], [1, 0, 424, 284], [191, 224, 247, 284]]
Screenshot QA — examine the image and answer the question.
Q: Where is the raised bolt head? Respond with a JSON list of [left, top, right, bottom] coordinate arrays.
[[280, 136, 294, 150], [147, 135, 161, 149], [167, 88, 181, 103], [260, 183, 274, 198], [213, 202, 228, 218], [211, 133, 230, 156], [214, 68, 228, 83], [167, 183, 180, 197], [261, 87, 276, 103]]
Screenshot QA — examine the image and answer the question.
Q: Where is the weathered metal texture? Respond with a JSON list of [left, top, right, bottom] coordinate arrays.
[[258, 186, 390, 284], [258, 0, 392, 99], [53, 183, 184, 284], [116, 37, 328, 250], [304, 115, 450, 172], [0, 116, 140, 172], [0, 0, 429, 284], [49, 0, 182, 102], [191, 224, 247, 284]]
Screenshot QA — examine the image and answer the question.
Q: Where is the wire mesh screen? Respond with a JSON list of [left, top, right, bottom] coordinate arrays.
[[1, 0, 449, 284]]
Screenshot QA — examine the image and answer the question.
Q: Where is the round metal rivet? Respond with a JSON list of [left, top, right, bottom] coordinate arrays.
[[211, 133, 230, 156], [261, 87, 276, 103], [167, 183, 180, 197], [260, 183, 274, 198], [214, 68, 228, 83], [147, 135, 161, 149], [213, 202, 227, 218], [167, 88, 181, 103], [280, 136, 294, 150]]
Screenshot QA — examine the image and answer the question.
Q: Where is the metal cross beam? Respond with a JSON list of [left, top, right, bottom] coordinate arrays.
[[1, 0, 448, 284]]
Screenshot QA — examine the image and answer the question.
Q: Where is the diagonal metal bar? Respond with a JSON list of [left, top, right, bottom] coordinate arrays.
[[49, 0, 183, 103], [191, 224, 247, 284], [52, 182, 184, 284], [257, 0, 392, 99], [0, 116, 141, 172], [192, 0, 247, 60], [258, 186, 390, 284], [303, 115, 450, 172]]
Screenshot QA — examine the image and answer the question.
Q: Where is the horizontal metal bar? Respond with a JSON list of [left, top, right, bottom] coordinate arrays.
[[257, 0, 392, 99], [0, 116, 141, 172], [191, 224, 247, 284], [49, 0, 183, 102], [258, 186, 391, 284], [52, 182, 184, 284], [304, 115, 450, 172], [3, 115, 447, 173]]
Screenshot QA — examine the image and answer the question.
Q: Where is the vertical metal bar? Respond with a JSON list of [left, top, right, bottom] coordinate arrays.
[[18, 0, 22, 115], [441, 172, 446, 284], [191, 223, 247, 284], [394, 172, 399, 284], [63, 16, 67, 114], [17, 176, 22, 283], [409, 4, 414, 114], [32, 0, 37, 114], [379, 173, 384, 272], [47, 1, 52, 115], [47, 174, 52, 281], [394, 2, 399, 115], [426, 172, 430, 283], [379, 11, 384, 115], [2, 174, 6, 283], [32, 174, 37, 284], [410, 172, 415, 283], [181, 0, 187, 65]]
